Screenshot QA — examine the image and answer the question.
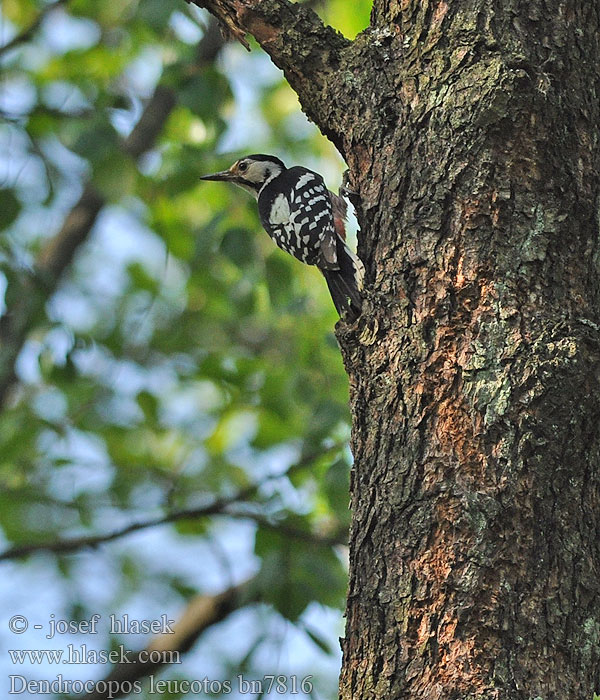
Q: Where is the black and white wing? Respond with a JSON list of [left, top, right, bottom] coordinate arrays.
[[257, 167, 338, 268]]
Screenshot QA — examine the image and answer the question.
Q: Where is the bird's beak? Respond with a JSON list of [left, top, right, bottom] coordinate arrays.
[[200, 169, 234, 182]]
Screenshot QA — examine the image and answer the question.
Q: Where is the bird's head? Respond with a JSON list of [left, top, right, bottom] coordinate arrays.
[[201, 154, 285, 197]]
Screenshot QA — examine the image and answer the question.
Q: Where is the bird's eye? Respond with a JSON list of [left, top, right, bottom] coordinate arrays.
[[238, 162, 248, 172]]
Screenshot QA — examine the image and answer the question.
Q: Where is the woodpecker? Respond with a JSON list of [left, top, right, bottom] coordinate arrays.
[[200, 155, 363, 321]]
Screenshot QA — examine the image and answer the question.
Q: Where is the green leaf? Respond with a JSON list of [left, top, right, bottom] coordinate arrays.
[[174, 517, 209, 537], [319, 0, 371, 38], [323, 457, 351, 521], [220, 227, 257, 269], [92, 150, 138, 201], [255, 525, 346, 621], [72, 118, 116, 160], [137, 391, 159, 421], [265, 254, 294, 308], [302, 624, 335, 656], [178, 70, 231, 121], [0, 189, 21, 229], [136, 0, 174, 30], [127, 262, 160, 294], [252, 408, 295, 449]]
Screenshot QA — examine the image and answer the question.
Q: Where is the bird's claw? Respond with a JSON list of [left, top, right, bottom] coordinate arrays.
[[339, 169, 360, 204]]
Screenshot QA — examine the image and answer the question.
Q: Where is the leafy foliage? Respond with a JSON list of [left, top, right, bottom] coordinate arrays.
[[0, 0, 370, 698]]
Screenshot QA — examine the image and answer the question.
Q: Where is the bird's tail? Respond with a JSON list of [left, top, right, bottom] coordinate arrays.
[[322, 237, 364, 322]]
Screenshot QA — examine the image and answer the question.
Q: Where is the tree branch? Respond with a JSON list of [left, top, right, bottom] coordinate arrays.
[[0, 504, 346, 561], [79, 578, 256, 700], [188, 0, 352, 147], [0, 19, 224, 410], [0, 476, 270, 561], [0, 442, 347, 561], [228, 509, 348, 546], [0, 494, 245, 561]]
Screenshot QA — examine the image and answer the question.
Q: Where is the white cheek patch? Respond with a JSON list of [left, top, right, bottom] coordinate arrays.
[[269, 194, 291, 224], [248, 162, 266, 182]]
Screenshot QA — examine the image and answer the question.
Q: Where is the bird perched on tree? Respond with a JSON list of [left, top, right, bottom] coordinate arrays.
[[201, 155, 363, 321]]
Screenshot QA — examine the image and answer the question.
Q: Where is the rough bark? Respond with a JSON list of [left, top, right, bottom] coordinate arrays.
[[198, 0, 600, 697], [338, 1, 600, 698]]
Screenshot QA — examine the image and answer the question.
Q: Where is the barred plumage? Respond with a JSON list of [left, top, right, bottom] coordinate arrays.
[[201, 155, 363, 320]]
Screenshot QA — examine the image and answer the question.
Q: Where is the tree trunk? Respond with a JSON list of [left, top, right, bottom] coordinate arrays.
[[196, 0, 600, 696], [338, 1, 600, 697]]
